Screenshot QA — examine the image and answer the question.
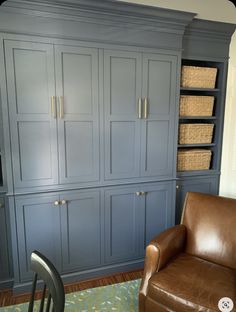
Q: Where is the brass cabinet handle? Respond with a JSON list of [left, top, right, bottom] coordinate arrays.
[[61, 199, 67, 205], [176, 185, 179, 189], [59, 96, 64, 119], [138, 98, 142, 119], [54, 200, 60, 206], [144, 97, 148, 119], [51, 96, 56, 118], [0, 202, 4, 209], [136, 191, 146, 196]]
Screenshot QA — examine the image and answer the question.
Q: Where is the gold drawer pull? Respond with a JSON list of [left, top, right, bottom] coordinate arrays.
[[138, 98, 142, 119], [144, 97, 148, 119], [51, 96, 56, 118]]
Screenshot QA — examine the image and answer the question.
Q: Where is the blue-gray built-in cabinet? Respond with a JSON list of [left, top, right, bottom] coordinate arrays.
[[0, 0, 234, 292]]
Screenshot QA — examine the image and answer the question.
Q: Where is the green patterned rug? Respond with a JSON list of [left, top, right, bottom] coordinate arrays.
[[0, 279, 141, 312]]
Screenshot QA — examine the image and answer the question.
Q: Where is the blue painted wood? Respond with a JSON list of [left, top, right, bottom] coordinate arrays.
[[141, 54, 178, 178], [142, 182, 173, 248], [104, 182, 174, 263], [60, 190, 102, 272], [15, 194, 61, 282], [0, 197, 11, 287], [104, 49, 142, 180], [104, 185, 141, 263], [176, 176, 219, 224], [55, 45, 100, 184], [4, 40, 58, 189]]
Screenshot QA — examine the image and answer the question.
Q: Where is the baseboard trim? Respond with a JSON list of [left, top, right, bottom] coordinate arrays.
[[13, 260, 144, 294]]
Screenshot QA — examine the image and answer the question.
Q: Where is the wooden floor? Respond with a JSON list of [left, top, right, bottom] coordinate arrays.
[[0, 269, 143, 307]]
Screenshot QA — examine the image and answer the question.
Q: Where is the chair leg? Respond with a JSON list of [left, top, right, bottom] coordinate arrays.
[[28, 273, 38, 312], [46, 294, 52, 312], [39, 284, 46, 312]]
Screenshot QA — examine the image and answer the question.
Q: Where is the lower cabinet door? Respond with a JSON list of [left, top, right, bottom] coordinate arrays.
[[176, 176, 219, 224], [0, 197, 11, 286], [141, 182, 174, 251], [15, 194, 61, 282], [104, 186, 142, 263], [104, 182, 174, 263], [60, 190, 101, 272]]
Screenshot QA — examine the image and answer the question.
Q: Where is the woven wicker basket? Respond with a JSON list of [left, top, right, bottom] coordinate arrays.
[[179, 124, 214, 144], [179, 96, 214, 117], [177, 149, 212, 171], [181, 66, 217, 88]]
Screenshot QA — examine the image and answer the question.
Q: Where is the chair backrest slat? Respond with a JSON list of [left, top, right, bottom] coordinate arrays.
[[28, 251, 65, 312]]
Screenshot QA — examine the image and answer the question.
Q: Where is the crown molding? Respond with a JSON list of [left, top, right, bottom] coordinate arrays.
[[1, 0, 195, 34]]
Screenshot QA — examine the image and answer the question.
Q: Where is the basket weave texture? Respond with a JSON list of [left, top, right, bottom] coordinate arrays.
[[181, 66, 217, 88], [180, 96, 214, 117], [177, 149, 212, 171], [179, 124, 214, 144]]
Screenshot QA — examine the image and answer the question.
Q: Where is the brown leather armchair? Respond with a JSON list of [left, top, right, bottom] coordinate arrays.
[[139, 192, 236, 312]]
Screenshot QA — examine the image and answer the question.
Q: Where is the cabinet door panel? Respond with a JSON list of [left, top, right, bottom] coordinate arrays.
[[0, 198, 10, 282], [55, 45, 99, 184], [104, 186, 140, 263], [141, 182, 173, 250], [60, 191, 101, 272], [104, 50, 142, 180], [141, 54, 177, 178], [5, 41, 58, 188], [176, 177, 219, 224], [15, 195, 61, 282]]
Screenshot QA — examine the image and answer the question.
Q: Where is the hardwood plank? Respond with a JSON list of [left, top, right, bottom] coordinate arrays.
[[0, 269, 143, 307]]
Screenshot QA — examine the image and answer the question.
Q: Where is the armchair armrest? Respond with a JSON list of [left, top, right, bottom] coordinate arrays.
[[139, 224, 186, 312]]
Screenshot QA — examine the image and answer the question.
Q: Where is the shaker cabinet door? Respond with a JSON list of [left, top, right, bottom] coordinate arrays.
[[104, 50, 142, 180], [55, 45, 100, 184], [0, 198, 10, 284], [104, 186, 141, 263], [141, 54, 177, 178], [141, 182, 173, 251], [15, 195, 61, 282], [5, 40, 58, 189], [60, 190, 101, 272]]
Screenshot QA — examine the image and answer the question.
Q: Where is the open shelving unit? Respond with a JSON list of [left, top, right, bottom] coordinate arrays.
[[177, 59, 225, 177]]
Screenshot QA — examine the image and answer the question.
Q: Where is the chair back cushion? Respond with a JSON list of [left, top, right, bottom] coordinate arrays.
[[181, 192, 236, 270]]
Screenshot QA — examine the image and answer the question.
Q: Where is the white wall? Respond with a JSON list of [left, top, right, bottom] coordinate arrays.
[[119, 0, 236, 197]]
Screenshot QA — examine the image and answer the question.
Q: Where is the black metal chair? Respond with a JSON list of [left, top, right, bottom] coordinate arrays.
[[28, 250, 65, 312]]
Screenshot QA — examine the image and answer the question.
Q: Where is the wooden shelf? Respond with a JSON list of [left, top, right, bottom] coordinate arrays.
[[179, 116, 216, 120], [180, 87, 220, 92], [178, 143, 215, 148]]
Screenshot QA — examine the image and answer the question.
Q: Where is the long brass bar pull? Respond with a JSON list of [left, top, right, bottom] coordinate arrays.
[[59, 96, 64, 119], [138, 98, 142, 119], [144, 97, 148, 119], [51, 96, 56, 118]]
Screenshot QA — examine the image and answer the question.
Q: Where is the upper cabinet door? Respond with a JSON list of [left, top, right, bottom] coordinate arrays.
[[104, 50, 142, 180], [5, 41, 58, 188], [55, 45, 99, 184], [141, 53, 178, 178]]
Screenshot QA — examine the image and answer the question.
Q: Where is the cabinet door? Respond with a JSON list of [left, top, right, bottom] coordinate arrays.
[[104, 186, 141, 263], [15, 195, 61, 282], [5, 41, 58, 188], [141, 53, 178, 178], [176, 176, 219, 224], [55, 45, 99, 184], [0, 198, 10, 284], [140, 182, 173, 252], [60, 190, 101, 272], [104, 50, 142, 180]]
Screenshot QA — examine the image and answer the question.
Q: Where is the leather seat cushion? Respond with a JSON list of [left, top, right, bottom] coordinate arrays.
[[147, 253, 236, 312]]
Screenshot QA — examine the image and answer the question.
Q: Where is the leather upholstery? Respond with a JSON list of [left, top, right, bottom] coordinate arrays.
[[182, 192, 236, 270], [139, 192, 236, 312]]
